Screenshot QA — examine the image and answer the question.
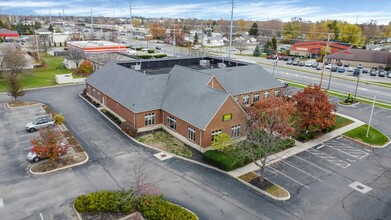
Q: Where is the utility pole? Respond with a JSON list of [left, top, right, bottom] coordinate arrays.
[[366, 96, 376, 138], [90, 1, 93, 38], [228, 0, 234, 58], [173, 25, 176, 57], [129, 1, 133, 46], [320, 33, 332, 87]]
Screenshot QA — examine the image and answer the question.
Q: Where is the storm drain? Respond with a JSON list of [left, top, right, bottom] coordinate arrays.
[[154, 152, 173, 161], [349, 181, 372, 194]]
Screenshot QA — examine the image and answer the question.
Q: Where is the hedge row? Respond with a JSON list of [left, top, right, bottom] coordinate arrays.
[[203, 137, 295, 171], [101, 109, 122, 126], [82, 90, 101, 108], [121, 121, 138, 137], [74, 191, 197, 220], [135, 54, 167, 59]]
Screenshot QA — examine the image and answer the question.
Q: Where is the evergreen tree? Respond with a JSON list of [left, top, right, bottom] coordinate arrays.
[[253, 44, 261, 57], [193, 32, 198, 44], [271, 36, 277, 51], [48, 24, 54, 32], [249, 23, 259, 36]]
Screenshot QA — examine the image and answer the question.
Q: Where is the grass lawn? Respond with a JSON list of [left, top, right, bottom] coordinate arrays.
[[344, 124, 389, 146], [137, 130, 193, 158], [264, 184, 289, 198], [236, 53, 267, 58], [335, 115, 353, 129], [0, 54, 76, 92]]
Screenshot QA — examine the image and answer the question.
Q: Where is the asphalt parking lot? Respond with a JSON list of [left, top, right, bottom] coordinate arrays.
[[264, 137, 372, 193]]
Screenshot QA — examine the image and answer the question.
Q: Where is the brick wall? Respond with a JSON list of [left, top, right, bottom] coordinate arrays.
[[234, 87, 283, 106], [135, 110, 163, 129], [202, 96, 247, 147], [207, 76, 226, 91], [162, 111, 201, 147]]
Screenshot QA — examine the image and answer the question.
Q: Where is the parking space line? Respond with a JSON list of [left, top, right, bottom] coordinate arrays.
[[373, 109, 385, 115], [306, 148, 351, 168], [386, 115, 391, 118], [292, 155, 333, 174], [359, 106, 371, 111], [281, 161, 323, 182], [324, 140, 369, 159], [268, 167, 310, 189]]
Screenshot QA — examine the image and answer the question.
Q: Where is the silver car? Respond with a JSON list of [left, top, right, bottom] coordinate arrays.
[[25, 116, 55, 132]]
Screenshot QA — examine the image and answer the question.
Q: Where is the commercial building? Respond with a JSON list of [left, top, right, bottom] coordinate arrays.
[[327, 49, 391, 69], [67, 40, 127, 54], [290, 41, 351, 58], [86, 57, 284, 151]]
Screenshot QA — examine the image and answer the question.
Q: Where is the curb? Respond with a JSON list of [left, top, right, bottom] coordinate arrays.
[[342, 134, 390, 149], [29, 151, 89, 175], [5, 102, 42, 109], [236, 176, 290, 201], [73, 204, 83, 220], [79, 92, 288, 201]]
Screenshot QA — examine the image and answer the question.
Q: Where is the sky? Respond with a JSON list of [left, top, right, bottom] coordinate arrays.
[[0, 0, 390, 25]]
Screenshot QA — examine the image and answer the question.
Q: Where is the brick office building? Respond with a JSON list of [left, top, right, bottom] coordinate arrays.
[[86, 57, 284, 151]]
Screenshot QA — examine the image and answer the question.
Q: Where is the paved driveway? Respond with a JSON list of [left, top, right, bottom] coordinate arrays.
[[0, 86, 298, 220]]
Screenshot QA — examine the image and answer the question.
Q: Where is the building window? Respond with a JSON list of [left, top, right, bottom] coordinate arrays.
[[231, 125, 240, 138], [274, 89, 280, 97], [167, 115, 176, 130], [211, 129, 222, 142], [263, 91, 270, 99], [243, 95, 249, 105], [188, 126, 196, 141], [144, 113, 155, 126], [253, 93, 259, 103]]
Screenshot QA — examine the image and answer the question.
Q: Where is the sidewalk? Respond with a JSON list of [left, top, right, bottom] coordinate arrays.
[[228, 113, 366, 177]]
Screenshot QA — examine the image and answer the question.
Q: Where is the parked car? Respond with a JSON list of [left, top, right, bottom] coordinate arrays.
[[266, 54, 273, 59], [370, 70, 377, 76], [155, 46, 162, 50], [286, 60, 293, 65], [378, 70, 386, 77], [26, 143, 67, 162], [357, 64, 363, 69], [271, 54, 278, 60], [325, 60, 331, 65], [338, 67, 345, 73], [311, 62, 318, 68], [25, 116, 54, 132], [292, 60, 299, 66], [353, 68, 361, 76], [344, 63, 350, 67], [316, 65, 322, 70], [326, 64, 332, 69], [305, 61, 313, 67], [331, 66, 338, 72], [348, 67, 354, 72], [298, 61, 305, 66], [362, 68, 368, 74], [387, 71, 391, 78], [336, 61, 343, 66]]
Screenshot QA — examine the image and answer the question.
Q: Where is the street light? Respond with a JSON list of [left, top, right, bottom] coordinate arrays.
[[353, 73, 360, 102], [272, 60, 278, 76]]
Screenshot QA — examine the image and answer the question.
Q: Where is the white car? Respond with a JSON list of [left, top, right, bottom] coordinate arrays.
[[326, 64, 332, 69], [348, 67, 354, 72], [305, 61, 313, 67]]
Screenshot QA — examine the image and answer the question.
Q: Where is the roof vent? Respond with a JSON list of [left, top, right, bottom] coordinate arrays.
[[200, 60, 210, 66], [217, 63, 226, 68]]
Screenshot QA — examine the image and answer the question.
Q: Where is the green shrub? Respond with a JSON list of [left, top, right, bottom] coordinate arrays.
[[153, 54, 167, 58], [138, 195, 197, 220], [102, 109, 122, 125], [74, 190, 136, 214], [170, 144, 193, 158], [203, 150, 250, 171], [136, 54, 153, 59], [135, 47, 142, 51], [121, 121, 138, 137], [53, 113, 65, 124], [147, 49, 155, 53]]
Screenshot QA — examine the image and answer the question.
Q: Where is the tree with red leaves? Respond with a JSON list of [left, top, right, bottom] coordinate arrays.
[[238, 97, 296, 182], [30, 128, 68, 162], [293, 84, 336, 132]]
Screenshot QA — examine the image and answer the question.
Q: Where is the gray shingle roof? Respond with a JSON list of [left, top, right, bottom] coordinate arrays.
[[162, 65, 230, 129], [201, 65, 284, 95], [86, 62, 168, 112]]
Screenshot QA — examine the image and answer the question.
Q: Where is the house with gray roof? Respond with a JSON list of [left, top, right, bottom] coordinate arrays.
[[85, 57, 284, 151]]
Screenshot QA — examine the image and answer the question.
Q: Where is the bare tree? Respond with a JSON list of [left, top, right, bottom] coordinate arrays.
[[234, 39, 249, 55], [67, 49, 85, 69], [2, 45, 27, 77], [93, 53, 123, 66], [131, 164, 159, 198]]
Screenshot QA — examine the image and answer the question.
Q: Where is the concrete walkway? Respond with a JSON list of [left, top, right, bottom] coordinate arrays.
[[228, 113, 366, 177]]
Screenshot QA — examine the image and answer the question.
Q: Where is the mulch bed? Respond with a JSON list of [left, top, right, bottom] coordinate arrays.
[[7, 101, 39, 108], [249, 177, 274, 190], [31, 152, 87, 173]]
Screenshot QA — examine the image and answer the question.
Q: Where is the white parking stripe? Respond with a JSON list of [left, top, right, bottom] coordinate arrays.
[[386, 115, 391, 118], [324, 140, 369, 159], [293, 155, 333, 174], [306, 148, 351, 168], [359, 106, 371, 111], [281, 161, 323, 182], [0, 198, 3, 208], [373, 109, 385, 115], [268, 167, 310, 189]]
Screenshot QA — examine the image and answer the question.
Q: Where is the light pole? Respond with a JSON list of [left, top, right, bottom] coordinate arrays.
[[353, 73, 360, 102], [327, 57, 335, 90], [272, 60, 278, 76], [319, 33, 332, 87]]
